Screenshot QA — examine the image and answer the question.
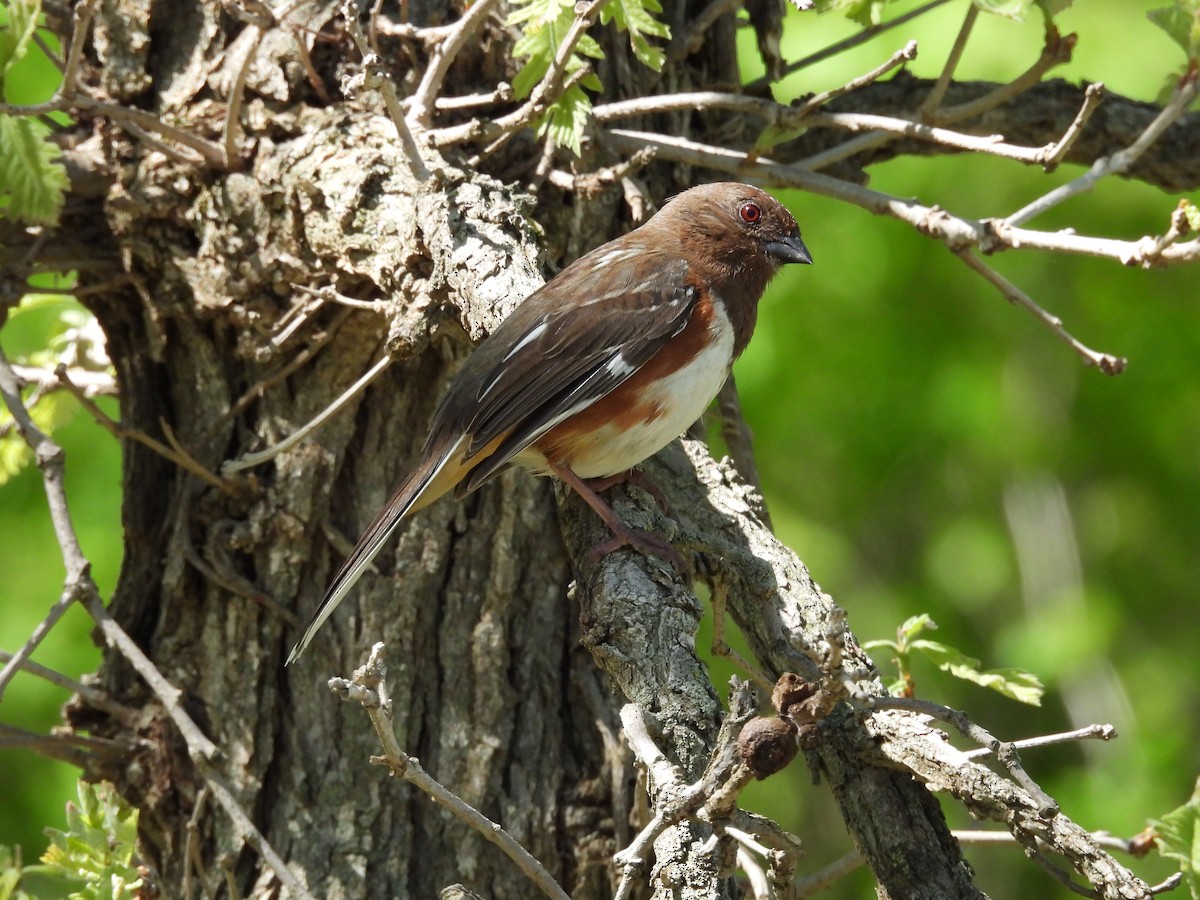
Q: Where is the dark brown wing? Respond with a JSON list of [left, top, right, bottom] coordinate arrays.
[[424, 252, 696, 490]]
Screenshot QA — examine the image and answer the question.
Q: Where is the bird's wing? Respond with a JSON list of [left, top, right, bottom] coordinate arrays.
[[447, 277, 699, 491], [288, 254, 696, 664]]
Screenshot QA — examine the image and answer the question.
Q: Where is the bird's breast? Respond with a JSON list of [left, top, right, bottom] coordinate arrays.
[[529, 294, 737, 479]]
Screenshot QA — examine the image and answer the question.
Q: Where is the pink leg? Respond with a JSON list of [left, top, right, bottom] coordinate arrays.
[[584, 468, 675, 517], [549, 461, 687, 573]]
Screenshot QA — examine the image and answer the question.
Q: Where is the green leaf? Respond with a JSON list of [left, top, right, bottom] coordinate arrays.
[[0, 113, 68, 225], [539, 82, 593, 156], [0, 425, 33, 485], [811, 0, 888, 27], [0, 844, 34, 900], [973, 0, 1033, 19], [911, 639, 1044, 705], [1148, 2, 1200, 58], [1034, 0, 1074, 20], [1181, 199, 1200, 232], [862, 638, 900, 653], [899, 613, 936, 642], [1152, 777, 1200, 898], [600, 0, 671, 71], [0, 0, 41, 84], [41, 782, 144, 898]]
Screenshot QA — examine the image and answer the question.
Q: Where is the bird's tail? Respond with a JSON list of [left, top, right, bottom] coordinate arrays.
[[286, 437, 465, 664]]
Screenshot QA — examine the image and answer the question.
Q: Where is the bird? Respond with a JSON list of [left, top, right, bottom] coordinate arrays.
[[286, 182, 811, 664]]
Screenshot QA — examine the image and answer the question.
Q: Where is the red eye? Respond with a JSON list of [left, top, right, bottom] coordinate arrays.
[[739, 203, 762, 224]]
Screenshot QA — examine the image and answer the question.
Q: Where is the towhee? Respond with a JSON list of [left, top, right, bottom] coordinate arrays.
[[287, 182, 811, 664]]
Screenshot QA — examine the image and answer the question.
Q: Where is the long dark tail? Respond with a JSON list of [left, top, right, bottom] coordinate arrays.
[[286, 438, 463, 664]]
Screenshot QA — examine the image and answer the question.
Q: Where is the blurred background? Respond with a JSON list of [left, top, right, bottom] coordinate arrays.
[[2, 1, 1196, 896]]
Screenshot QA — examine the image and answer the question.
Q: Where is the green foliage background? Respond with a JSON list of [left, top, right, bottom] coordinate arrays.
[[1, 1, 1196, 897]]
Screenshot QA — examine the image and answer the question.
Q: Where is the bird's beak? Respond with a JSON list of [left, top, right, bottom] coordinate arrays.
[[765, 234, 813, 266]]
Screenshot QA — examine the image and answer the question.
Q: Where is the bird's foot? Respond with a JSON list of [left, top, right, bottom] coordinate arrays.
[[585, 468, 675, 517], [585, 521, 688, 574]]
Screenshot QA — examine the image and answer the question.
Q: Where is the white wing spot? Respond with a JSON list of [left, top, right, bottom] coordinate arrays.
[[501, 321, 548, 362], [605, 355, 636, 378]]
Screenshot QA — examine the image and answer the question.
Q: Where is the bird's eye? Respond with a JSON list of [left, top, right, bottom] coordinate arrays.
[[739, 203, 762, 224]]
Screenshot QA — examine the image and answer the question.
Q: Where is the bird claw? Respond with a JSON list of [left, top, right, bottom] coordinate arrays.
[[585, 524, 689, 574], [585, 468, 675, 517]]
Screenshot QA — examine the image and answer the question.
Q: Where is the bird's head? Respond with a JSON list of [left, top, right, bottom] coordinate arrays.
[[658, 182, 812, 275]]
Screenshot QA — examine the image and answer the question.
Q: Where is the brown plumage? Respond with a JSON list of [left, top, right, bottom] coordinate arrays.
[[287, 182, 811, 664]]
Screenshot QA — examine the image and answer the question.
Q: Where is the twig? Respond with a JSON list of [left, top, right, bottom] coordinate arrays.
[[60, 0, 96, 98], [226, 304, 354, 421], [792, 40, 919, 117], [181, 539, 300, 628], [196, 768, 316, 900], [184, 786, 215, 900], [405, 0, 503, 126], [0, 586, 83, 702], [796, 827, 1175, 898], [11, 364, 115, 396], [1037, 81, 1105, 171], [222, 15, 269, 170], [1008, 73, 1198, 226], [612, 689, 766, 898], [433, 83, 514, 111], [30, 29, 64, 72], [794, 849, 863, 898], [340, 0, 431, 182], [803, 110, 1049, 164], [937, 27, 1077, 123], [221, 353, 392, 474], [471, 63, 595, 164], [0, 345, 96, 700], [1, 316, 314, 899], [863, 693, 1058, 816], [961, 723, 1117, 759], [55, 365, 240, 493], [543, 147, 657, 194], [0, 649, 139, 727], [918, 3, 978, 120], [468, 0, 604, 160], [669, 0, 744, 61], [84, 596, 221, 761], [953, 249, 1126, 374], [331, 643, 571, 900], [0, 723, 101, 767], [744, 0, 952, 92]]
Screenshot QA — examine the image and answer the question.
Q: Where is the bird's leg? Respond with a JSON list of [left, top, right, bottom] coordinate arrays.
[[584, 468, 675, 517], [549, 461, 688, 574]]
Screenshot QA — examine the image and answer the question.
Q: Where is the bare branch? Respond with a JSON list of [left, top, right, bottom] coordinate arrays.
[[1008, 73, 1199, 226], [340, 0, 431, 182], [331, 643, 571, 900], [953, 249, 1126, 374], [55, 366, 240, 493], [406, 0, 504, 126], [792, 40, 919, 117], [0, 345, 96, 700], [0, 649, 139, 727], [961, 723, 1118, 759], [1038, 81, 1105, 170], [744, 0, 953, 91], [221, 353, 392, 474], [918, 2, 978, 119]]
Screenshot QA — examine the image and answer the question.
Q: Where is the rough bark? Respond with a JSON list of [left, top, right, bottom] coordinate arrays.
[[2, 0, 1170, 898]]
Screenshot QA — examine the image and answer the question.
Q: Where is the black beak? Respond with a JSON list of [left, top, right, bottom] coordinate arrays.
[[765, 234, 813, 266]]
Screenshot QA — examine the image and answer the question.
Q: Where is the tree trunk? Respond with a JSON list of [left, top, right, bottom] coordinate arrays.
[[50, 0, 988, 896]]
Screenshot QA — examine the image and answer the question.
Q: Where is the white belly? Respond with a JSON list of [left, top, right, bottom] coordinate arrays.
[[555, 303, 736, 478]]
